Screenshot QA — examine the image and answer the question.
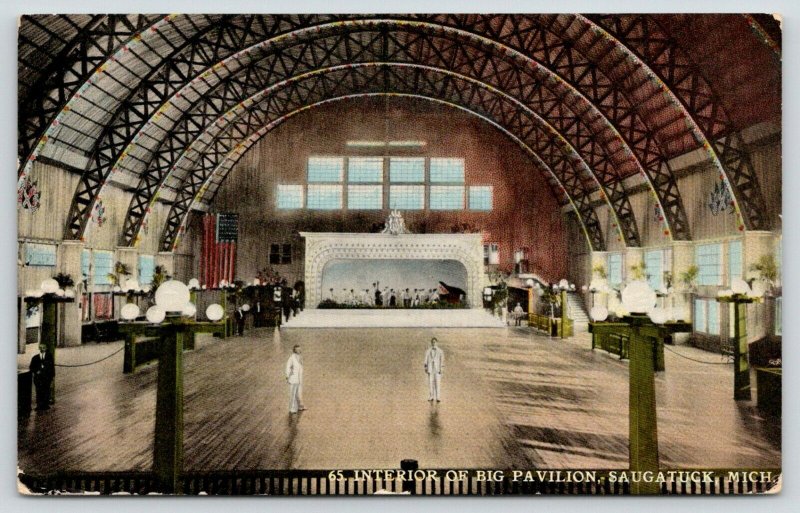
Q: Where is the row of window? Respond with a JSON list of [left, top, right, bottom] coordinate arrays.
[[277, 184, 493, 211], [80, 250, 155, 286], [694, 297, 783, 337], [307, 156, 466, 183], [605, 240, 745, 290]]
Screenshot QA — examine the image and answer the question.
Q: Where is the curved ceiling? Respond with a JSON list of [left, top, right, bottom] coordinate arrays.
[[18, 14, 781, 252]]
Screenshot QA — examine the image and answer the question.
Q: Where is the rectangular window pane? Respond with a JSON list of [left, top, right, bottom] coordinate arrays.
[[348, 157, 383, 182], [694, 298, 707, 333], [389, 185, 424, 210], [484, 243, 499, 265], [430, 158, 465, 182], [707, 300, 720, 335], [645, 249, 663, 292], [269, 244, 280, 265], [307, 157, 344, 182], [430, 185, 465, 210], [348, 185, 383, 209], [307, 184, 342, 209], [608, 253, 623, 288], [81, 249, 91, 282], [92, 250, 114, 286], [728, 240, 743, 283], [389, 157, 425, 182], [469, 186, 493, 211], [277, 185, 303, 209], [281, 244, 292, 265], [696, 243, 722, 286], [138, 255, 155, 285]]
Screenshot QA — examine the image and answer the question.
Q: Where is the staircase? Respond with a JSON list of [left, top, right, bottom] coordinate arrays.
[[566, 292, 589, 333]]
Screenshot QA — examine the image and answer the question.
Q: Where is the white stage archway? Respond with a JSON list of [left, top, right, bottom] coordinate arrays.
[[300, 232, 485, 309]]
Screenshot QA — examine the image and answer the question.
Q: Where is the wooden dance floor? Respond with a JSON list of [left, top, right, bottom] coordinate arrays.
[[18, 327, 780, 473]]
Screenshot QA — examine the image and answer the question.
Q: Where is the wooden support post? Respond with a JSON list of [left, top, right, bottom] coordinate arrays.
[[123, 332, 136, 374], [220, 289, 229, 338], [627, 316, 660, 495], [40, 299, 58, 404], [733, 301, 752, 401], [153, 323, 184, 494]]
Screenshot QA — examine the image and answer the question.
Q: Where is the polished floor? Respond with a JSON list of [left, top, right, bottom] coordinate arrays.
[[17, 326, 780, 473]]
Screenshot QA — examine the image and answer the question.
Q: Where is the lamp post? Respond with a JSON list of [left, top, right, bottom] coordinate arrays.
[[717, 278, 763, 401], [118, 279, 225, 493], [620, 280, 660, 495]]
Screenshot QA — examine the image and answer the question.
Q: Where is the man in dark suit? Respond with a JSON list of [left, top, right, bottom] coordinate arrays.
[[234, 306, 246, 336], [30, 343, 54, 411]]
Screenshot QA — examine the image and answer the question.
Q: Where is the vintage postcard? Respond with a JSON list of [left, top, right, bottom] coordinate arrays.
[[16, 13, 781, 496]]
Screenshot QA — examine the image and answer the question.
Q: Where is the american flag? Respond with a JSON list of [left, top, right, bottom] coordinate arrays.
[[201, 213, 238, 288]]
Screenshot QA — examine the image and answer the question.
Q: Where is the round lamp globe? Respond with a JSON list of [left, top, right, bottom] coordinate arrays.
[[182, 302, 197, 317], [121, 303, 140, 321], [206, 303, 225, 322], [155, 280, 191, 312], [145, 305, 166, 324], [621, 280, 656, 314], [41, 278, 59, 294]]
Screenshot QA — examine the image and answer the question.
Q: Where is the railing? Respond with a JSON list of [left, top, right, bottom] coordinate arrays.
[[529, 313, 573, 337], [18, 469, 779, 496]]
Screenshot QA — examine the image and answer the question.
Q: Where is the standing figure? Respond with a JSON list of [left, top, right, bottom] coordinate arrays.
[[402, 288, 411, 308], [513, 302, 525, 326], [389, 289, 397, 307], [285, 345, 305, 413], [423, 338, 444, 402], [235, 306, 246, 336], [282, 285, 293, 322], [30, 343, 54, 411], [292, 289, 301, 316]]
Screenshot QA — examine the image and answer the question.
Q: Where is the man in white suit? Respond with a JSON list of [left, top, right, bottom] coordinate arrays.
[[423, 338, 444, 402], [285, 345, 305, 413]]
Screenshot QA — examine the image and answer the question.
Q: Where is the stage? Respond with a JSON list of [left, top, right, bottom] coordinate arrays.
[[281, 309, 507, 328]]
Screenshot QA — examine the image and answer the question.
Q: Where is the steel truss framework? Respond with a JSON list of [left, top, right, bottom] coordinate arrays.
[[158, 65, 612, 251], [587, 14, 770, 231], [17, 14, 775, 254]]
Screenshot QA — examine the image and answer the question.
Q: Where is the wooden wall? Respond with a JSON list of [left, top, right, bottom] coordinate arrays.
[[185, 96, 569, 285]]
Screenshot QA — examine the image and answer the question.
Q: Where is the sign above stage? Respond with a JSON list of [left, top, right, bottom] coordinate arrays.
[[299, 230, 485, 309]]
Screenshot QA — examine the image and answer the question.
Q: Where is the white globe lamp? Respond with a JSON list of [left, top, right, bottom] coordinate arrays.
[[751, 280, 767, 298], [121, 303, 140, 321], [621, 280, 657, 314], [41, 278, 59, 294], [525, 279, 534, 288], [145, 305, 166, 324], [56, 288, 65, 297], [64, 288, 76, 298], [187, 278, 200, 290], [731, 277, 751, 296], [241, 303, 251, 312], [206, 303, 224, 322], [559, 279, 569, 289], [649, 307, 669, 325], [182, 302, 197, 317], [155, 280, 191, 313], [590, 305, 609, 322]]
